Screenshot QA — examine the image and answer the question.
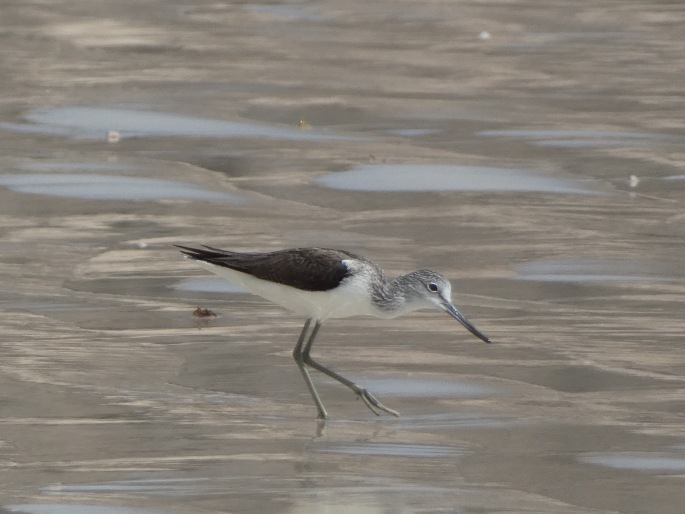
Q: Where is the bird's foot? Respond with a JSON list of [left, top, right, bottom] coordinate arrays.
[[355, 387, 400, 417]]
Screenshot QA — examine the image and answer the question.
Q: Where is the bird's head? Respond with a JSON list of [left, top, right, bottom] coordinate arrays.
[[405, 270, 491, 344]]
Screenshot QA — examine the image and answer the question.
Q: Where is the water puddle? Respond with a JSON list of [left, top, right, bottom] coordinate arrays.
[[479, 129, 662, 149], [358, 377, 494, 398], [315, 164, 599, 194], [320, 442, 467, 457], [581, 452, 685, 472], [0, 174, 242, 203], [515, 258, 684, 283], [7, 505, 164, 514], [173, 277, 246, 294], [10, 107, 357, 141]]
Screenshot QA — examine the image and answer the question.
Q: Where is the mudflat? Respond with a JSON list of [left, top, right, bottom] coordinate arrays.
[[0, 1, 684, 513]]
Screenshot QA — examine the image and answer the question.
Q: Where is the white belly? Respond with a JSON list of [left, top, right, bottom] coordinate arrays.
[[192, 261, 380, 320]]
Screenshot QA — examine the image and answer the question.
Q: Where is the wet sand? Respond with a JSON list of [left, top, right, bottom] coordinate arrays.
[[1, 1, 684, 513]]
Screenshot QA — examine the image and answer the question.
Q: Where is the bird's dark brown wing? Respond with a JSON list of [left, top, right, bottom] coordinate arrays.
[[175, 245, 356, 291]]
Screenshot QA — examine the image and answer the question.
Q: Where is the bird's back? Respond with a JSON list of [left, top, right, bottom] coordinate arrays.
[[177, 245, 362, 292]]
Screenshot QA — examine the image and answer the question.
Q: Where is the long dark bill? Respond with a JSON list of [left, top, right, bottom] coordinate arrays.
[[441, 303, 491, 343]]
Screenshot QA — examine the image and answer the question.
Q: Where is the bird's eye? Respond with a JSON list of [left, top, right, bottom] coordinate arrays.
[[427, 282, 439, 293]]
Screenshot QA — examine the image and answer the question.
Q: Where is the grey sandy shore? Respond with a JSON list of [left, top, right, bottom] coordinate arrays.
[[0, 1, 684, 513]]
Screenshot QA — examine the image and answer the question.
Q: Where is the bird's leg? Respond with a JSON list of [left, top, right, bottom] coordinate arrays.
[[293, 319, 328, 419], [302, 321, 400, 418]]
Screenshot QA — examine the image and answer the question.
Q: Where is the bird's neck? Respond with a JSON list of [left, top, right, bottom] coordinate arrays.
[[370, 274, 417, 319]]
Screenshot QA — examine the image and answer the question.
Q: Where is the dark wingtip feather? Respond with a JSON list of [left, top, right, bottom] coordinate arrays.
[[201, 244, 227, 252], [174, 244, 207, 260], [175, 244, 236, 266]]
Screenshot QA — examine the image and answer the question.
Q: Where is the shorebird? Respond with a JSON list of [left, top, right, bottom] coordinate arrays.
[[176, 245, 491, 419]]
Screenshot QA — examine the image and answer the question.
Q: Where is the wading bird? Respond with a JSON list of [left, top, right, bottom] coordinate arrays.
[[176, 245, 491, 419]]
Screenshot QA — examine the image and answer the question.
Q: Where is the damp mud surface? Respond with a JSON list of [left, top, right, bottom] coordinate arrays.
[[1, 1, 684, 513]]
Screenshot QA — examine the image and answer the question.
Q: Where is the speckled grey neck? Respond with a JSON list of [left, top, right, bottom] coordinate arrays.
[[371, 269, 449, 316]]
